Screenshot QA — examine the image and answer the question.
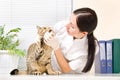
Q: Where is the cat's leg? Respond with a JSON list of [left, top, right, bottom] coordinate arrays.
[[31, 64, 47, 75], [38, 52, 50, 64], [46, 64, 61, 75]]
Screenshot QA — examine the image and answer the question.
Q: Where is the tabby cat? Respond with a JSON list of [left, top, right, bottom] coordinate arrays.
[[26, 26, 60, 75], [10, 26, 60, 75]]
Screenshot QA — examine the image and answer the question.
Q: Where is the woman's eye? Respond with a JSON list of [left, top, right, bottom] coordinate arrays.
[[71, 26, 74, 29], [70, 23, 74, 28]]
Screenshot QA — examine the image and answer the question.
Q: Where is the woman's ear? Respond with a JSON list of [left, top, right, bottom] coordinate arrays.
[[78, 31, 88, 39], [82, 31, 88, 35]]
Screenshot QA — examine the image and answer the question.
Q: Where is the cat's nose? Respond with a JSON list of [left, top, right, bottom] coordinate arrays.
[[42, 30, 45, 33]]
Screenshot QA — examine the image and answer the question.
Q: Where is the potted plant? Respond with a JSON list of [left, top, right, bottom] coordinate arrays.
[[0, 25, 25, 75]]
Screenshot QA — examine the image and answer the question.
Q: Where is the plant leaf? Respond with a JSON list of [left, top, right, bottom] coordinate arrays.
[[0, 26, 25, 57], [7, 28, 21, 35], [0, 25, 5, 36]]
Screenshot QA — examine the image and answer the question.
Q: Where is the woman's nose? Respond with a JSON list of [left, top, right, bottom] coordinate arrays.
[[66, 23, 70, 29]]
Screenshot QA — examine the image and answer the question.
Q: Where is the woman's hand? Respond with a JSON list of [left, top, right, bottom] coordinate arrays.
[[44, 31, 72, 73], [44, 31, 59, 50]]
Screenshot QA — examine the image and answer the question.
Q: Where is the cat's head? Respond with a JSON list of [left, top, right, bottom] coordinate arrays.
[[36, 26, 54, 36]]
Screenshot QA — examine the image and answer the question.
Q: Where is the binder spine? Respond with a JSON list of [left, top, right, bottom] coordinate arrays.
[[106, 40, 112, 73], [99, 41, 107, 73]]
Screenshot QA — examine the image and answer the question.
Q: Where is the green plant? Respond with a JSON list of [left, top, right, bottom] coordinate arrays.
[[0, 25, 25, 56]]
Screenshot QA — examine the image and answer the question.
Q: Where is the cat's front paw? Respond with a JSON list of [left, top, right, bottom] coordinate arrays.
[[47, 70, 61, 75], [31, 71, 42, 75], [52, 71, 61, 75], [55, 71, 61, 75]]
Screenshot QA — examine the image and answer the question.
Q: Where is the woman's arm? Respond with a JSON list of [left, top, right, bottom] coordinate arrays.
[[54, 48, 72, 73]]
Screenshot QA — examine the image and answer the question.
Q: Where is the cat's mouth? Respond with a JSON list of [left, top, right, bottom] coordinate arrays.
[[42, 30, 46, 34]]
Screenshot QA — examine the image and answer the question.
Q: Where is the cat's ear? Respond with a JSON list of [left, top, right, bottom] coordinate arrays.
[[36, 26, 41, 30]]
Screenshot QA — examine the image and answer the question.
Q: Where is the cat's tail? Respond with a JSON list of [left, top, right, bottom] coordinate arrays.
[[10, 69, 27, 75], [10, 69, 19, 75]]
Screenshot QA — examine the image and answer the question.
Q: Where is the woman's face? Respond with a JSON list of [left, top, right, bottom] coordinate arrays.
[[66, 14, 87, 38]]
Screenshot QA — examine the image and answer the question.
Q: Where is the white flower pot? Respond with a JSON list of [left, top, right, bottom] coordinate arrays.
[[0, 50, 19, 75]]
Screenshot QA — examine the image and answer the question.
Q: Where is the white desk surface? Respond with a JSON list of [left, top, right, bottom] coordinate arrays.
[[0, 74, 120, 80]]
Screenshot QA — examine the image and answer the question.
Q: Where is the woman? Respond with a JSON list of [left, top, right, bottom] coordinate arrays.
[[44, 7, 98, 74]]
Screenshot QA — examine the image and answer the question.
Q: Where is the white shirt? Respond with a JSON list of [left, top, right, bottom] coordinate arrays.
[[51, 21, 88, 73]]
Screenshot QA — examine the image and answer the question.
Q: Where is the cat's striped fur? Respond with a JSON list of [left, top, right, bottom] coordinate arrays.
[[26, 26, 60, 75]]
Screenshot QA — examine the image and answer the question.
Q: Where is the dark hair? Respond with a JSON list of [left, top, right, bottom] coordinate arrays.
[[73, 7, 98, 72]]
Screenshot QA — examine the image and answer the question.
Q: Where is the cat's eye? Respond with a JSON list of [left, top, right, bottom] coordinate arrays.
[[44, 27, 46, 29], [49, 30, 52, 32]]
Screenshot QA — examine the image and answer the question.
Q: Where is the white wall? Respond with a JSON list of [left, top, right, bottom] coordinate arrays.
[[0, 0, 72, 70], [0, 0, 72, 51], [73, 0, 120, 40]]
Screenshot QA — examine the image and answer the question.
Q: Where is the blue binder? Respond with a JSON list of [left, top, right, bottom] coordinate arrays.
[[106, 40, 112, 73], [99, 41, 107, 73]]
